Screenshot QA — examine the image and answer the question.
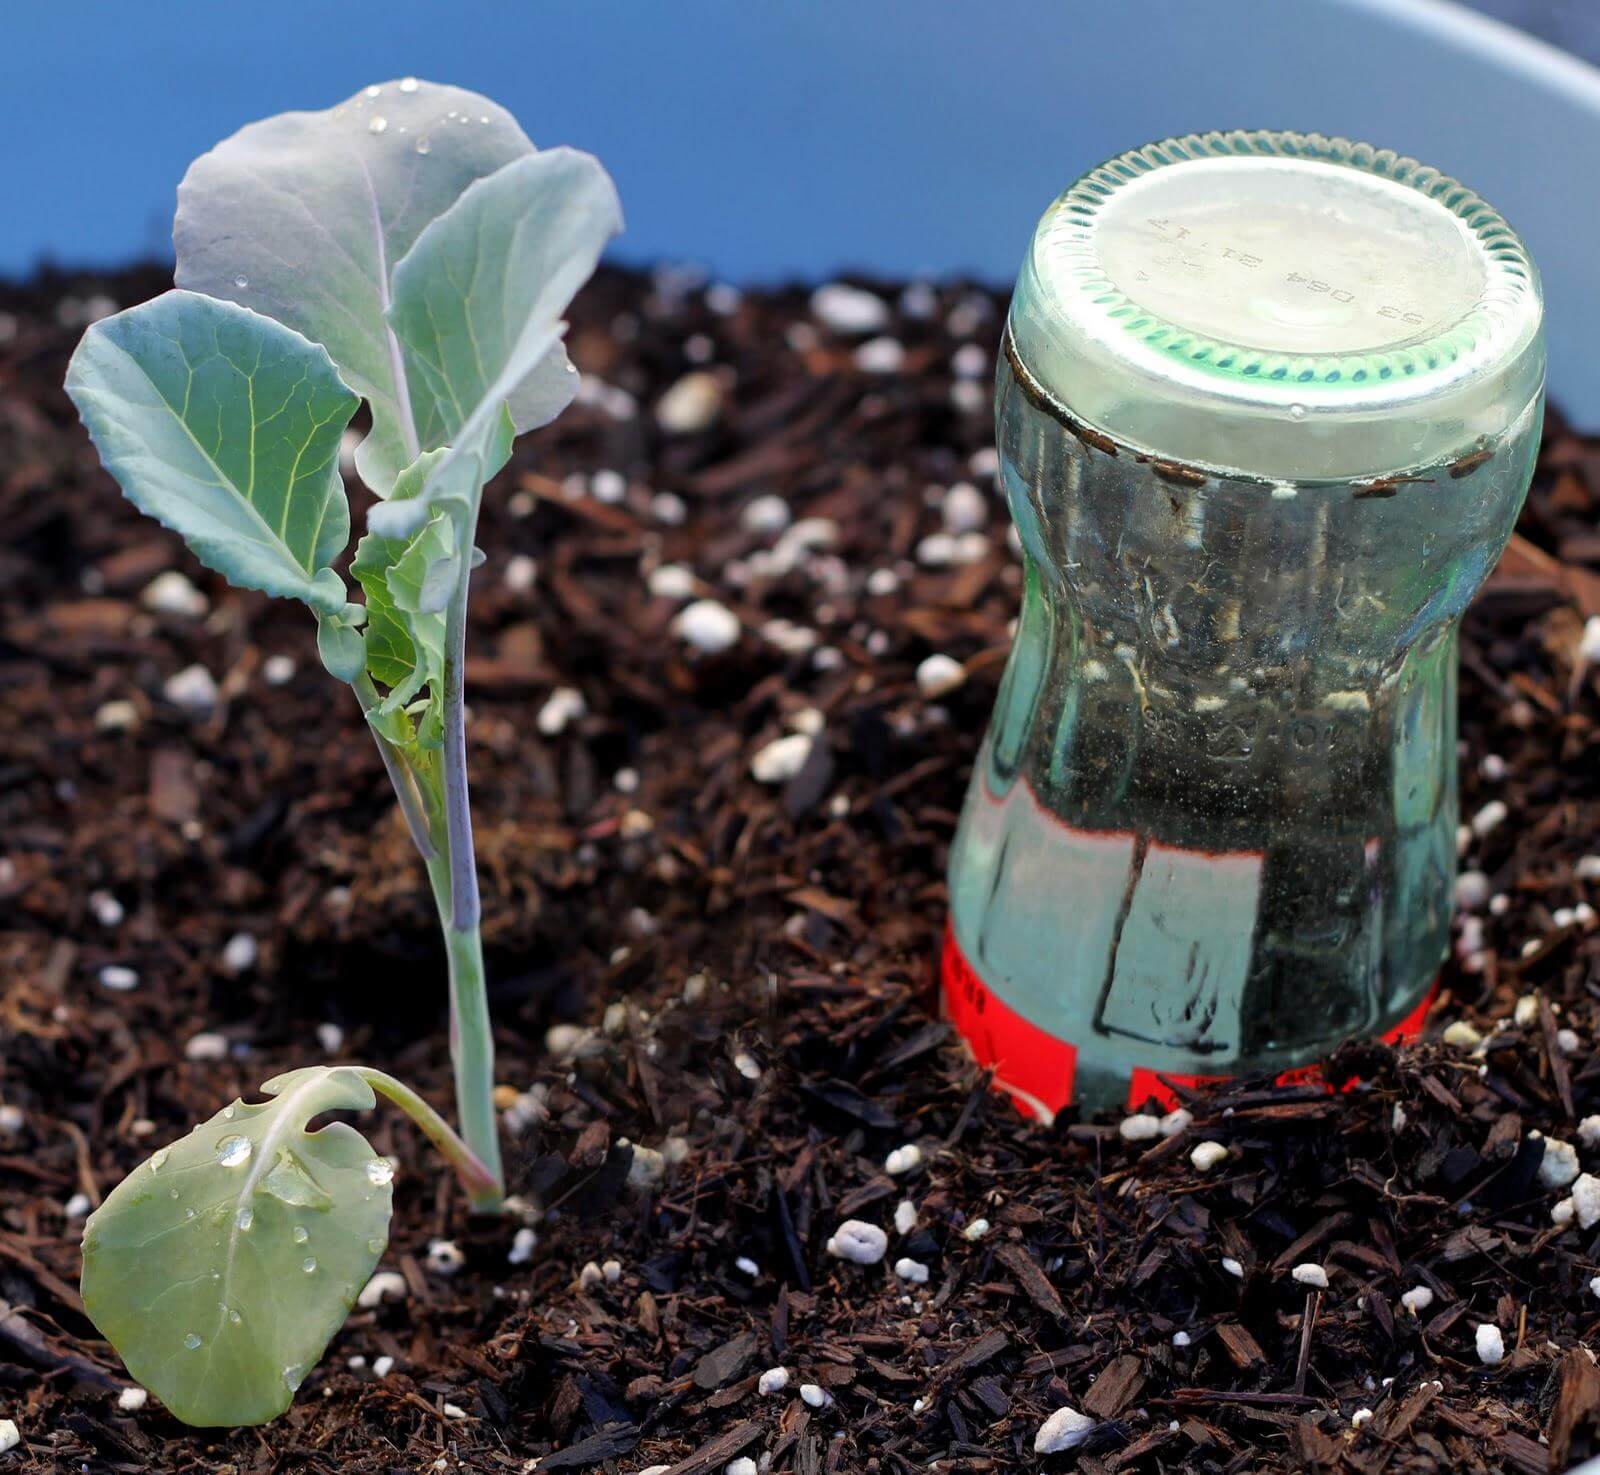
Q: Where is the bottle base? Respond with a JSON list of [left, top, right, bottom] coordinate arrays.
[[940, 919, 1436, 1121]]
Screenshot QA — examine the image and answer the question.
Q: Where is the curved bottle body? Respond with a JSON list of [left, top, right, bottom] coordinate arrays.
[[946, 345, 1541, 1116]]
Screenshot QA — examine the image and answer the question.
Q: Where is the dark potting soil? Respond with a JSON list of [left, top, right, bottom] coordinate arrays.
[[2, 262, 1600, 1474]]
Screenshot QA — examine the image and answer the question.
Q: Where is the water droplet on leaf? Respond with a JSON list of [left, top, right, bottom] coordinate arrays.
[[233, 275, 248, 290], [368, 116, 388, 135], [236, 1208, 254, 1231], [415, 137, 431, 155], [229, 1309, 242, 1325], [398, 76, 419, 93], [366, 1158, 395, 1186], [302, 1256, 317, 1274], [292, 1225, 309, 1244], [1289, 403, 1307, 421], [183, 1332, 202, 1350], [151, 1149, 169, 1171], [283, 1363, 304, 1390], [364, 84, 381, 98], [368, 1237, 385, 1254], [184, 1207, 196, 1220], [216, 1134, 252, 1168]]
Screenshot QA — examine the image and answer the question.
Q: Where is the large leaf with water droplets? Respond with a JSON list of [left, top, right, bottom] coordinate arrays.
[[387, 147, 621, 469], [80, 1067, 393, 1427], [173, 79, 538, 495], [64, 291, 358, 616]]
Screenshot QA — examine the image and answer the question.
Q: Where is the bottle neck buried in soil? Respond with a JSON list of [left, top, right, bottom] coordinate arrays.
[[1010, 129, 1545, 483]]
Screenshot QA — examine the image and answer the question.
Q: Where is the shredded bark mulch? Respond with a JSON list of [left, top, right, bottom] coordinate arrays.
[[2, 262, 1600, 1473]]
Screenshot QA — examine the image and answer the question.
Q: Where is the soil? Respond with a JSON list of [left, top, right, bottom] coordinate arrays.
[[2, 261, 1600, 1474]]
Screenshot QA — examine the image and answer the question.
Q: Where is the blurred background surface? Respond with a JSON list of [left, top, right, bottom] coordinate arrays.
[[11, 0, 1600, 419]]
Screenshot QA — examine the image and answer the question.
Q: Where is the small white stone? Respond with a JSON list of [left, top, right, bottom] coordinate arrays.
[[758, 1366, 790, 1395], [117, 1386, 149, 1411], [750, 733, 813, 784], [1119, 1113, 1162, 1142], [141, 570, 209, 617], [826, 1219, 888, 1265], [95, 699, 141, 733], [1471, 800, 1508, 838], [855, 337, 905, 374], [1475, 1323, 1505, 1366], [1442, 1020, 1483, 1049], [537, 687, 587, 737], [916, 653, 965, 698], [1574, 1173, 1600, 1228], [1400, 1286, 1434, 1314], [65, 1191, 91, 1219], [1514, 994, 1541, 1028], [1172, 1330, 1191, 1347], [741, 495, 791, 536], [1190, 1140, 1229, 1172], [893, 1257, 930, 1284], [726, 1459, 757, 1475], [648, 564, 696, 601], [894, 1200, 917, 1235], [962, 1217, 991, 1241], [373, 1355, 396, 1378], [507, 1226, 538, 1265], [885, 1144, 924, 1176], [942, 482, 987, 533], [89, 890, 124, 927], [1558, 1028, 1581, 1055], [1291, 1263, 1329, 1289], [262, 654, 297, 686], [1221, 1256, 1244, 1279], [1034, 1406, 1096, 1454], [426, 1238, 465, 1276], [811, 283, 889, 334], [503, 554, 538, 593], [99, 964, 139, 992], [1160, 1108, 1194, 1138], [183, 1031, 229, 1063], [1540, 1137, 1581, 1190], [162, 664, 219, 712], [1351, 1408, 1373, 1428], [221, 932, 258, 975], [673, 599, 740, 653], [357, 1270, 407, 1308], [1455, 871, 1491, 910], [799, 1383, 830, 1409], [656, 371, 723, 434]]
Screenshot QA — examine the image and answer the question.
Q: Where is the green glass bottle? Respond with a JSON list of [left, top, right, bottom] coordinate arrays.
[[944, 130, 1545, 1119]]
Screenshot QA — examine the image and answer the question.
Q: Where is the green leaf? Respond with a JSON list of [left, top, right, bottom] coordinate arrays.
[[174, 80, 538, 495], [64, 291, 358, 616], [388, 147, 621, 461], [316, 613, 367, 683], [80, 1067, 393, 1427]]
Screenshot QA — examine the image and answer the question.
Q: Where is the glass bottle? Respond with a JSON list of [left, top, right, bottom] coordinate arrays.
[[944, 130, 1545, 1119]]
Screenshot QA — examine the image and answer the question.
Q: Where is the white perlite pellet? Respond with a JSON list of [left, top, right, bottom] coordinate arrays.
[[750, 734, 813, 785], [0, 1420, 18, 1454], [1514, 994, 1541, 1028], [1291, 1264, 1329, 1289], [372, 1354, 396, 1378], [672, 599, 740, 653], [1455, 870, 1491, 910], [811, 283, 889, 335], [99, 964, 139, 992], [1471, 800, 1508, 837], [726, 1458, 758, 1475], [221, 932, 258, 975], [183, 1032, 229, 1063], [65, 1192, 91, 1219], [141, 570, 208, 617], [316, 1019, 345, 1053], [426, 1239, 464, 1276], [894, 1200, 917, 1235], [117, 1386, 149, 1411], [1352, 1408, 1374, 1428], [855, 337, 905, 374], [893, 1257, 930, 1284], [1221, 1256, 1244, 1279], [1441, 1020, 1482, 1049], [89, 890, 124, 927], [508, 1227, 537, 1265], [942, 482, 987, 533], [163, 664, 219, 712], [1400, 1286, 1434, 1314], [1591, 1276, 1600, 1300], [1475, 1323, 1505, 1365], [916, 653, 966, 698], [655, 371, 723, 434], [885, 1144, 924, 1176], [799, 1383, 829, 1408], [262, 654, 297, 686], [758, 1367, 790, 1395], [962, 1217, 991, 1241], [538, 687, 587, 736], [742, 495, 791, 536], [1539, 1136, 1581, 1190], [1172, 1330, 1191, 1347], [648, 563, 695, 601], [1119, 1113, 1161, 1142], [503, 553, 537, 593], [579, 1261, 605, 1290], [357, 1271, 407, 1308], [826, 1220, 888, 1265], [1034, 1406, 1096, 1454], [1573, 1173, 1600, 1228], [1190, 1141, 1228, 1172], [1578, 1115, 1600, 1150]]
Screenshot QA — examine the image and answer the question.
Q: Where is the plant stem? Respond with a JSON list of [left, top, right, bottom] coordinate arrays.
[[433, 551, 504, 1210], [352, 1066, 501, 1205], [351, 674, 437, 860]]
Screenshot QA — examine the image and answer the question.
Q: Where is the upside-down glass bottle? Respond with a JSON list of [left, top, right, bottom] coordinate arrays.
[[943, 130, 1545, 1119]]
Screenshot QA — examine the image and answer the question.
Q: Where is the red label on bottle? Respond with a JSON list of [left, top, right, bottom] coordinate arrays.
[[941, 921, 1437, 1119]]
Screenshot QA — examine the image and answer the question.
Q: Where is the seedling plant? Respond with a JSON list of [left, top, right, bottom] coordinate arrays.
[[64, 79, 620, 1425]]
